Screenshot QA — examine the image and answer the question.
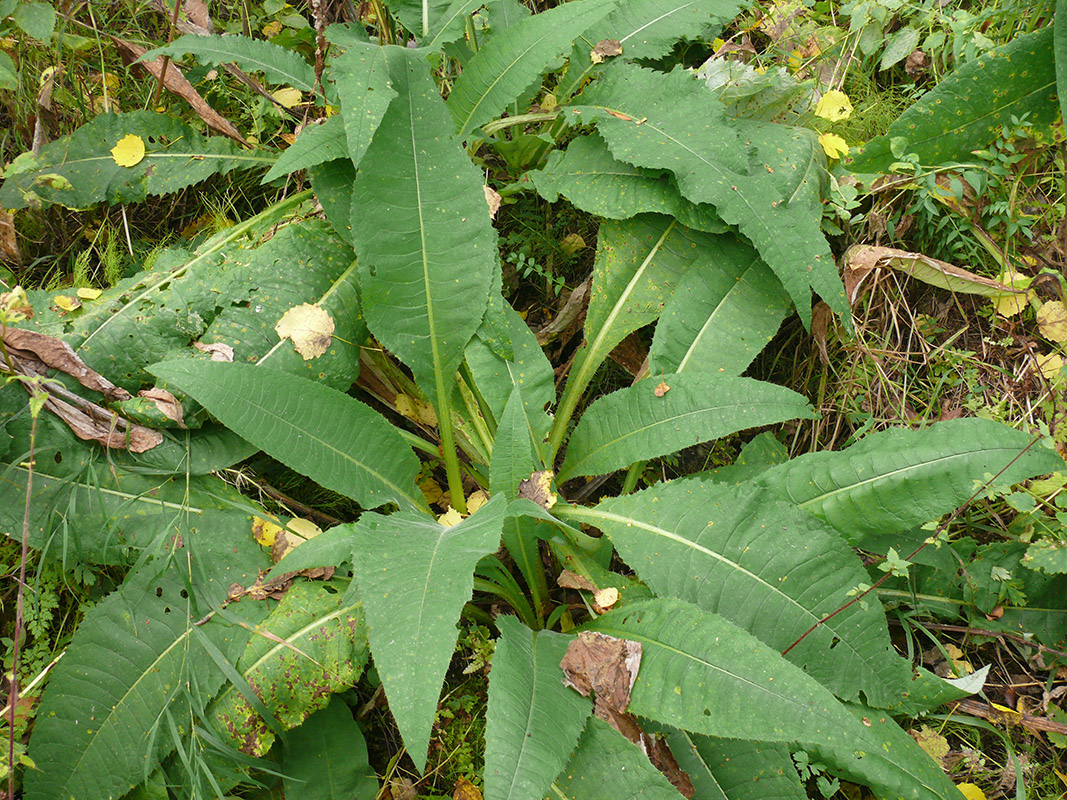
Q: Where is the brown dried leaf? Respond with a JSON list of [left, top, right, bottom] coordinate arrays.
[[150, 0, 214, 34], [560, 631, 641, 714], [2, 327, 131, 400], [517, 470, 557, 509], [609, 331, 648, 377], [42, 394, 163, 452], [0, 209, 20, 265], [653, 380, 670, 397], [843, 244, 1026, 306], [904, 48, 929, 77], [453, 777, 483, 800], [557, 569, 597, 592], [112, 37, 248, 146], [138, 387, 186, 428], [810, 300, 832, 365], [193, 341, 235, 362], [590, 38, 622, 64], [483, 185, 501, 220]]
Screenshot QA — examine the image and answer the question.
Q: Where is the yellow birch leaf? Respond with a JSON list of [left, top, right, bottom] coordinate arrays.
[[274, 303, 334, 359], [466, 490, 489, 514], [956, 784, 987, 800], [252, 516, 284, 548], [76, 287, 102, 300], [1038, 352, 1065, 382], [815, 89, 853, 122], [53, 295, 81, 312], [110, 134, 146, 167], [992, 271, 1032, 317], [819, 133, 849, 159], [271, 87, 303, 109], [286, 517, 322, 541], [1038, 300, 1067, 342], [438, 507, 464, 527]]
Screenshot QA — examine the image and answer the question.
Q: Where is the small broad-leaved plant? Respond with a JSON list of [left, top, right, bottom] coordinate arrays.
[[2, 2, 1064, 799]]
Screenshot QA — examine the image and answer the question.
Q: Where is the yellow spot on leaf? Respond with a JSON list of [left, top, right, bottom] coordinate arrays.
[[111, 134, 145, 167], [274, 303, 334, 359]]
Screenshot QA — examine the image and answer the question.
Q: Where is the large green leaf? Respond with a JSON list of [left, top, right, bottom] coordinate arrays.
[[309, 158, 356, 243], [350, 45, 497, 408], [210, 581, 369, 756], [586, 599, 961, 800], [140, 33, 316, 90], [549, 215, 718, 454], [651, 727, 806, 800], [25, 533, 269, 800], [281, 697, 379, 800], [649, 237, 790, 376], [552, 717, 679, 800], [0, 111, 266, 210], [756, 418, 1065, 543], [851, 26, 1057, 172], [149, 361, 426, 512], [423, 0, 501, 49], [559, 0, 744, 97], [0, 412, 259, 564], [570, 64, 846, 327], [559, 374, 812, 481], [328, 39, 398, 171], [490, 386, 543, 498], [484, 616, 591, 800], [348, 495, 507, 771], [563, 479, 914, 709], [531, 133, 726, 232], [1057, 0, 1067, 130], [446, 0, 614, 138]]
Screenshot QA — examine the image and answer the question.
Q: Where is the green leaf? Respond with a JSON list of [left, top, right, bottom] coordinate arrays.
[[351, 45, 497, 408], [484, 616, 591, 800], [559, 0, 743, 97], [851, 26, 1057, 172], [140, 33, 316, 90], [309, 158, 356, 243], [12, 1, 55, 40], [447, 0, 614, 138], [879, 26, 920, 70], [1057, 0, 1067, 132], [465, 304, 554, 435], [652, 728, 806, 800], [490, 386, 542, 497], [329, 40, 398, 170], [149, 361, 426, 512], [263, 116, 348, 182], [272, 524, 357, 574], [558, 374, 813, 481], [25, 534, 269, 800], [423, 0, 499, 49], [549, 215, 720, 454], [586, 598, 961, 800], [649, 237, 790, 376], [282, 698, 379, 800], [565, 479, 914, 708], [0, 111, 265, 210], [571, 64, 846, 327], [348, 495, 507, 771], [756, 418, 1065, 543], [552, 716, 679, 800], [531, 133, 726, 232], [0, 414, 261, 564], [0, 50, 16, 90], [209, 581, 369, 756]]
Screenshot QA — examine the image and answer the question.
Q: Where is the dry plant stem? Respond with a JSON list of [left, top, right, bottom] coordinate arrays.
[[151, 0, 183, 108], [889, 619, 1067, 661], [7, 414, 36, 800], [250, 479, 342, 527], [782, 434, 1045, 656]]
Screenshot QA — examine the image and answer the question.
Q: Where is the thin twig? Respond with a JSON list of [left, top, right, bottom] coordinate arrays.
[[150, 0, 183, 108]]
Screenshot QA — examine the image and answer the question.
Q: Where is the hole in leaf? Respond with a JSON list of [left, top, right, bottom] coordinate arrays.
[[156, 587, 163, 598], [54, 452, 62, 464]]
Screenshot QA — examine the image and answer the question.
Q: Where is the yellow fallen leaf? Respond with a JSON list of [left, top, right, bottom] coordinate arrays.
[[53, 295, 81, 312], [992, 270, 1032, 317], [593, 586, 619, 610], [274, 303, 335, 359], [466, 490, 489, 514], [956, 784, 986, 800], [271, 86, 303, 109], [819, 133, 849, 160], [111, 134, 146, 167], [76, 287, 102, 300], [815, 89, 853, 122], [438, 507, 464, 527], [453, 776, 483, 800], [560, 233, 585, 256], [253, 516, 285, 548], [1038, 300, 1067, 342], [286, 518, 322, 541]]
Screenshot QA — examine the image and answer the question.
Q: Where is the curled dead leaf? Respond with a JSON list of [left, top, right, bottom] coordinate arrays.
[[193, 341, 235, 362], [483, 184, 501, 219], [2, 327, 131, 400], [137, 387, 185, 428], [653, 380, 670, 397], [518, 470, 557, 509]]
